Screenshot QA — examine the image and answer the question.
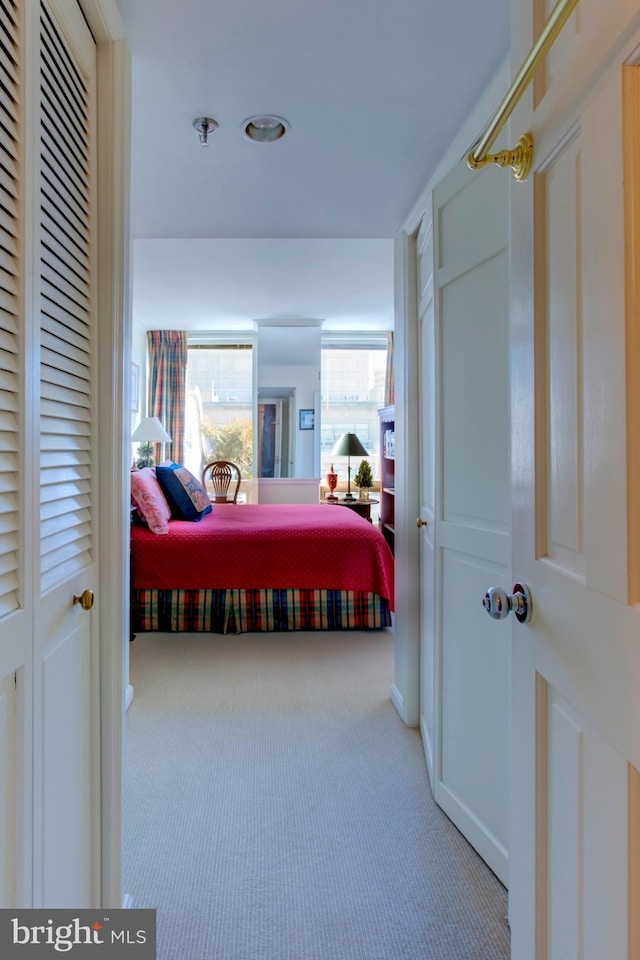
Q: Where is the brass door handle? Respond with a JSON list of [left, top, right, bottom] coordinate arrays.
[[72, 589, 94, 611], [416, 518, 428, 528]]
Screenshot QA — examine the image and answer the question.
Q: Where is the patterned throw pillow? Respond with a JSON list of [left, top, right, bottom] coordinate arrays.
[[130, 467, 172, 534], [156, 463, 213, 521]]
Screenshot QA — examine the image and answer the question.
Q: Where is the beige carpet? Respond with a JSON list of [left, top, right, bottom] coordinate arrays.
[[124, 629, 510, 960]]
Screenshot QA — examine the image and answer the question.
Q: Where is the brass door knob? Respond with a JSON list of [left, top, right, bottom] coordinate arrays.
[[72, 589, 94, 611], [416, 518, 428, 528]]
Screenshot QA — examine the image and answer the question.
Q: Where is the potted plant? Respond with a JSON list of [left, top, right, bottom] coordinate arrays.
[[353, 459, 373, 499], [135, 441, 155, 469]]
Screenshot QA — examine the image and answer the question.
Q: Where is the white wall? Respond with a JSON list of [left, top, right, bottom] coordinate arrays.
[[257, 478, 320, 504]]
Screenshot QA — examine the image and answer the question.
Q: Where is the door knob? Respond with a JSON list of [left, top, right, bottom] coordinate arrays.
[[416, 518, 428, 528], [72, 589, 94, 611], [482, 582, 532, 624]]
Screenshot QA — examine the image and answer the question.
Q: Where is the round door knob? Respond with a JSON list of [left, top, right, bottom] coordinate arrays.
[[72, 589, 94, 611], [416, 518, 428, 528], [482, 582, 532, 624]]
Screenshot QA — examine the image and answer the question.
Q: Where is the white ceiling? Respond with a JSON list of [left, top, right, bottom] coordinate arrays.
[[116, 0, 509, 332], [132, 239, 395, 331]]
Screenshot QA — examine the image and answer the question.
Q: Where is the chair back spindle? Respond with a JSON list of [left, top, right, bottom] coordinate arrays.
[[201, 460, 242, 503]]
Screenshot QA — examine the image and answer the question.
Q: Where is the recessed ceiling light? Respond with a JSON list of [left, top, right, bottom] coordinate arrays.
[[242, 115, 289, 143]]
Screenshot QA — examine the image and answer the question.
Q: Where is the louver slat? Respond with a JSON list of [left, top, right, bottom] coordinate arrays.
[[0, 282, 19, 319], [41, 262, 90, 317], [0, 1, 18, 35], [0, 572, 19, 618], [0, 506, 18, 536], [40, 169, 88, 251], [41, 328, 88, 367], [0, 244, 19, 281], [0, 362, 17, 387], [40, 431, 90, 453], [0, 401, 18, 432], [40, 509, 90, 538], [0, 328, 18, 356], [40, 495, 90, 522], [41, 536, 91, 574], [0, 158, 19, 204], [40, 357, 90, 396], [0, 370, 18, 396], [0, 491, 17, 514], [0, 0, 20, 617], [40, 522, 91, 559], [0, 473, 17, 498], [0, 530, 17, 557], [41, 223, 89, 284], [39, 3, 93, 591], [40, 479, 91, 506]]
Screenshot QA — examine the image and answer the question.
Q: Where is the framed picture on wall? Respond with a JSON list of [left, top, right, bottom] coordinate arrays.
[[299, 409, 314, 430], [131, 362, 139, 412]]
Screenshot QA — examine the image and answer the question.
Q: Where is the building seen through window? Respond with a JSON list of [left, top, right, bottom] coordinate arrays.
[[320, 345, 387, 481], [184, 344, 254, 479], [183, 338, 389, 485]]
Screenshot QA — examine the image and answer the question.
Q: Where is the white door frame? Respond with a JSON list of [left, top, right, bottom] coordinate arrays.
[[79, 0, 131, 908], [86, 1, 511, 909]]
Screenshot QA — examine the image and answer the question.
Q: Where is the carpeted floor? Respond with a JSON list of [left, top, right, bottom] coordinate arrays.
[[124, 629, 510, 960]]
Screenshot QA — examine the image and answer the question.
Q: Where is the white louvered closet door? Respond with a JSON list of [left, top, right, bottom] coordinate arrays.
[[0, 0, 100, 909], [0, 0, 29, 910], [34, 0, 98, 907]]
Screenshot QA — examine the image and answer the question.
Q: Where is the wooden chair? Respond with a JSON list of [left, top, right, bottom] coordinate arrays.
[[201, 460, 242, 503]]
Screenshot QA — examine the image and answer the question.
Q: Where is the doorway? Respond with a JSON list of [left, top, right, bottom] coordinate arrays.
[[257, 389, 295, 478]]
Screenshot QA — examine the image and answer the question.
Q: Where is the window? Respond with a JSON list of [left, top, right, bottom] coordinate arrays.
[[320, 336, 389, 480], [184, 340, 254, 480]]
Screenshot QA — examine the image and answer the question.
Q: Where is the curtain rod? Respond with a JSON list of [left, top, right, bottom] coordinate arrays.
[[467, 0, 580, 181]]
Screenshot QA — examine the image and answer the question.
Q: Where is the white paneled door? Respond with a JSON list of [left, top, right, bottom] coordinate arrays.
[[0, 0, 99, 907], [508, 20, 640, 960], [431, 159, 510, 884]]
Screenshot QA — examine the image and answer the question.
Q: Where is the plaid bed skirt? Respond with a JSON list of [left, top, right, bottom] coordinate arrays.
[[131, 588, 392, 634]]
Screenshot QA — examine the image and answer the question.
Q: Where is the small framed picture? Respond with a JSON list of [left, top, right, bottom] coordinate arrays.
[[299, 409, 314, 430], [131, 362, 139, 412]]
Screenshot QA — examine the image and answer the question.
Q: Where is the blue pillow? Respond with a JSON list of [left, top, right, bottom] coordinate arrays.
[[156, 463, 212, 521]]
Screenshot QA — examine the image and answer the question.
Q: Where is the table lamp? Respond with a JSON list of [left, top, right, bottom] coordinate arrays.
[[131, 416, 172, 467], [331, 432, 369, 500]]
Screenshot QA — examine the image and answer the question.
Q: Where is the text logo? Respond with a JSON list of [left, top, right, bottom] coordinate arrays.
[[0, 909, 156, 958]]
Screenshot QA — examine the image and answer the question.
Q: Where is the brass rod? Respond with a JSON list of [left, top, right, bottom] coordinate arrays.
[[470, 0, 580, 164]]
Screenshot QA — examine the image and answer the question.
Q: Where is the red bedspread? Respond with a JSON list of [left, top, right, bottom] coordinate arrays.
[[131, 503, 394, 608]]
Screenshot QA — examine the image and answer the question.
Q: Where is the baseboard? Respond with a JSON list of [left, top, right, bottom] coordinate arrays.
[[390, 683, 405, 722], [434, 779, 509, 886], [122, 893, 133, 909], [420, 714, 434, 790], [125, 683, 134, 711]]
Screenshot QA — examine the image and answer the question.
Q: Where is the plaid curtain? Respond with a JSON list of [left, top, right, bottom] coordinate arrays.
[[384, 331, 395, 406], [147, 330, 188, 465]]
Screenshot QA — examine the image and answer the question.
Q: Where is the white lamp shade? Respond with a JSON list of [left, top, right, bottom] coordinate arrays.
[[131, 416, 172, 443]]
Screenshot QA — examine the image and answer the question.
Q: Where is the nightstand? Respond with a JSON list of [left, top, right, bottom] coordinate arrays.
[[321, 497, 378, 523]]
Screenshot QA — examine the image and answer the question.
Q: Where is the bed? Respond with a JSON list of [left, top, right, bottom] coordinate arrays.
[[130, 503, 394, 634]]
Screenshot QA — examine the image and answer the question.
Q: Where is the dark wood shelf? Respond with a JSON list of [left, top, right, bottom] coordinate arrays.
[[378, 405, 395, 554]]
